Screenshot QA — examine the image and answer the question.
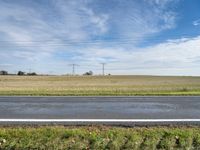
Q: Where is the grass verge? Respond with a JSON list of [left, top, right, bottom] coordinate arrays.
[[0, 126, 200, 149]]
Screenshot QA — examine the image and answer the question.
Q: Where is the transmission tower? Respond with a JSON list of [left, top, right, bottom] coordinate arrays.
[[100, 63, 106, 75], [69, 64, 79, 75]]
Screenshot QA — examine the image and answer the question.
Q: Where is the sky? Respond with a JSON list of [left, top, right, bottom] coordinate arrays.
[[0, 0, 200, 75]]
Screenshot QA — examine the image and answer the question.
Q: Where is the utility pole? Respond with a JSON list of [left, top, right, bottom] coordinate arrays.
[[69, 64, 79, 75], [100, 63, 106, 75]]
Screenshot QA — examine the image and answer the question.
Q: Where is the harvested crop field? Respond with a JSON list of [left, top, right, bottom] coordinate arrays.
[[0, 75, 200, 96]]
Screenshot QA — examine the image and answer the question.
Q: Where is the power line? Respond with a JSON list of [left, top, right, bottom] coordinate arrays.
[[0, 37, 170, 47], [0, 36, 151, 43]]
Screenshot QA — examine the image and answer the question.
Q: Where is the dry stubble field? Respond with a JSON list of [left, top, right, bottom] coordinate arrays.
[[0, 75, 200, 96]]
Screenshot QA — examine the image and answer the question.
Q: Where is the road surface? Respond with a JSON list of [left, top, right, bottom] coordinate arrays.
[[0, 96, 200, 125]]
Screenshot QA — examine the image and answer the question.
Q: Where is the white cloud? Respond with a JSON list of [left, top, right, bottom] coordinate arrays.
[[0, 0, 111, 64], [1, 0, 197, 75], [2, 35, 199, 75], [147, 0, 177, 6], [70, 36, 200, 75], [0, 0, 178, 44], [80, 7, 109, 34], [193, 19, 200, 26], [100, 0, 178, 43], [0, 0, 110, 43]]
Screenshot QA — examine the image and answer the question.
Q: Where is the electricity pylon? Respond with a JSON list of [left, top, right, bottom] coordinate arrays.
[[100, 63, 106, 75], [69, 64, 79, 75]]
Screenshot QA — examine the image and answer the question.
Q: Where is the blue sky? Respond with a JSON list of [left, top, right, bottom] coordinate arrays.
[[0, 0, 200, 75]]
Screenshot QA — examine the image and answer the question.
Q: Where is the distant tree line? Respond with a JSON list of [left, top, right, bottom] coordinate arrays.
[[0, 70, 110, 76], [0, 70, 94, 76], [17, 71, 37, 76], [0, 70, 37, 76]]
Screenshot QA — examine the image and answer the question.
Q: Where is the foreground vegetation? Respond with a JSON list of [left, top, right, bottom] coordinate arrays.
[[0, 75, 200, 96], [0, 126, 200, 149]]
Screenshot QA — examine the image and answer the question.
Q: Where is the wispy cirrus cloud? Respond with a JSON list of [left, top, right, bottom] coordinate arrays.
[[1, 0, 199, 75], [0, 1, 177, 50], [91, 0, 178, 41]]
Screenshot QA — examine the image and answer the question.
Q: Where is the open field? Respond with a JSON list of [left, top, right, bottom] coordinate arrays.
[[0, 126, 200, 149], [0, 75, 200, 96]]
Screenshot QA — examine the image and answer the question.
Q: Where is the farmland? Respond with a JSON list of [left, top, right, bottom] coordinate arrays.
[[0, 75, 200, 96]]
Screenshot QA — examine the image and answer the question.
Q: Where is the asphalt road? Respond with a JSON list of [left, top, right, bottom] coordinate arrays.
[[0, 96, 200, 125]]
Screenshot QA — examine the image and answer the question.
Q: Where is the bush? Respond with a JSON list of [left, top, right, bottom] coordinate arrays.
[[0, 70, 8, 75], [83, 71, 93, 76], [27, 72, 37, 76], [17, 71, 25, 76]]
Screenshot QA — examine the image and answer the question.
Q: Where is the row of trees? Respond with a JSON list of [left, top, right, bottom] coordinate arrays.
[[17, 71, 37, 76], [0, 70, 107, 76], [0, 70, 37, 76]]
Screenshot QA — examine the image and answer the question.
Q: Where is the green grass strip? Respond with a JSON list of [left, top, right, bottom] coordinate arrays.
[[0, 126, 200, 149]]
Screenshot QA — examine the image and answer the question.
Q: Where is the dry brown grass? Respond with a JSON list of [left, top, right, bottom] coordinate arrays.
[[0, 75, 200, 95]]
